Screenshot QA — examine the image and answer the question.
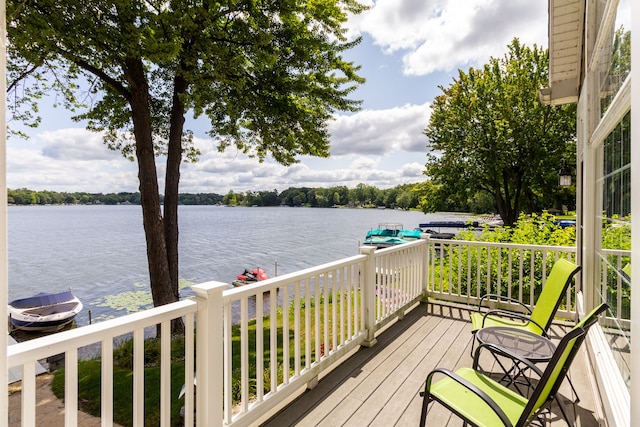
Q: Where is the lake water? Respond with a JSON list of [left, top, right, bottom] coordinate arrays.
[[8, 205, 473, 327]]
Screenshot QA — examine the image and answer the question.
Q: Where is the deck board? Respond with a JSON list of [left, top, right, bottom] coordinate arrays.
[[261, 302, 602, 427]]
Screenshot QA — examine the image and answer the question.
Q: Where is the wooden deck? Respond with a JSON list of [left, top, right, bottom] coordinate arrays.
[[261, 302, 603, 427]]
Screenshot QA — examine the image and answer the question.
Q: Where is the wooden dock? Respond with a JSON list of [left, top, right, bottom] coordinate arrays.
[[262, 302, 603, 426]]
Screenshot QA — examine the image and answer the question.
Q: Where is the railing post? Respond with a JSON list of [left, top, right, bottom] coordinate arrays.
[[421, 235, 431, 301], [192, 281, 227, 427], [359, 246, 378, 347]]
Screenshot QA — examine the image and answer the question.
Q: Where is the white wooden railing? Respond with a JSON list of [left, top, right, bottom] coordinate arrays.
[[7, 299, 199, 427], [200, 240, 428, 426], [426, 238, 579, 320], [7, 240, 427, 426], [9, 238, 628, 426]]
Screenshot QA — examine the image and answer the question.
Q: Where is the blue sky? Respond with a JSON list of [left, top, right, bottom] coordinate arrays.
[[7, 0, 549, 194]]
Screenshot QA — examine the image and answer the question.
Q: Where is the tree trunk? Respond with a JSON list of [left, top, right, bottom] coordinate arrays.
[[164, 74, 188, 334], [125, 58, 176, 312]]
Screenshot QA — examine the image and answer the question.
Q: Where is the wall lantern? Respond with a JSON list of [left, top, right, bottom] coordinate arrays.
[[558, 164, 572, 187]]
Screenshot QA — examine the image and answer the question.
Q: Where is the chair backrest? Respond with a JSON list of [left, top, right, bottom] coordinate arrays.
[[529, 258, 581, 333], [518, 303, 608, 425]]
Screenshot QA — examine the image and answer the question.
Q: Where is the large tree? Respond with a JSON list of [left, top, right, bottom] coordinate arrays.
[[7, 0, 366, 330], [423, 39, 576, 226]]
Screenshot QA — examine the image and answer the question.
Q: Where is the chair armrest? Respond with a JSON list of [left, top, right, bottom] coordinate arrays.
[[420, 367, 514, 427], [480, 309, 547, 335], [472, 343, 543, 378], [477, 294, 533, 314]]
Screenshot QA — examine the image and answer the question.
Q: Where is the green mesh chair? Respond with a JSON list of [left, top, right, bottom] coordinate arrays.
[[470, 258, 581, 341], [419, 303, 608, 427]]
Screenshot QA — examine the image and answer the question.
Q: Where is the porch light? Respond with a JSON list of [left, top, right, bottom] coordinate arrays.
[[558, 164, 572, 186]]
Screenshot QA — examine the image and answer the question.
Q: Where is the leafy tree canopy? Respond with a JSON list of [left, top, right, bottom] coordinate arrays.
[[7, 0, 368, 318], [423, 39, 577, 226]]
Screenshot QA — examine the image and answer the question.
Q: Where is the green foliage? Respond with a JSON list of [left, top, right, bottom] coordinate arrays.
[[458, 212, 576, 246], [434, 212, 629, 315], [602, 216, 631, 251], [7, 0, 367, 164], [424, 38, 577, 225], [53, 357, 187, 426], [8, 183, 433, 209], [435, 212, 576, 302], [111, 335, 187, 371]]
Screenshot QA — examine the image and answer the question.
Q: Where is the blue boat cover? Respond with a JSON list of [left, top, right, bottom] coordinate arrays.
[[9, 291, 75, 309]]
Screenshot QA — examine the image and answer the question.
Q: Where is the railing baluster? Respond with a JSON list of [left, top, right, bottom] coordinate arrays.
[[323, 272, 330, 358], [339, 267, 345, 345], [133, 329, 144, 427], [486, 245, 492, 295], [530, 251, 536, 306], [184, 313, 195, 427], [305, 278, 311, 370], [349, 264, 355, 338], [507, 248, 513, 301], [21, 361, 36, 427], [467, 244, 472, 298], [160, 320, 170, 427], [241, 297, 249, 412], [519, 248, 524, 302], [315, 274, 321, 363], [282, 283, 290, 385], [497, 246, 502, 296], [447, 244, 453, 296], [101, 337, 113, 427], [223, 294, 232, 423], [332, 268, 338, 354], [256, 291, 264, 402], [294, 280, 301, 376], [270, 288, 277, 393]]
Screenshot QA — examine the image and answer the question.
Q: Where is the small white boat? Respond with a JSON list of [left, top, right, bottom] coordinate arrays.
[[8, 290, 83, 332]]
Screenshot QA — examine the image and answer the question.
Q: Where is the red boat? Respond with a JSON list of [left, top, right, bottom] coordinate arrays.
[[232, 267, 269, 286]]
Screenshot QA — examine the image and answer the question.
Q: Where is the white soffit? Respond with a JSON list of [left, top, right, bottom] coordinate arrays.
[[543, 0, 584, 105]]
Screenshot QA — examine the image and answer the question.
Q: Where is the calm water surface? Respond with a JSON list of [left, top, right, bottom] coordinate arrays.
[[8, 205, 472, 327]]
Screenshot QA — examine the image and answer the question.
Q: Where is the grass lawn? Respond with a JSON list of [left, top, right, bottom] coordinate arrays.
[[53, 294, 359, 426]]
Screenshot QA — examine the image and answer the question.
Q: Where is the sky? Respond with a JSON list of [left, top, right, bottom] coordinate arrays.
[[6, 0, 549, 195]]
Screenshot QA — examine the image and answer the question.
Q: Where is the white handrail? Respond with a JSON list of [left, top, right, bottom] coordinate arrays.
[[11, 238, 630, 426]]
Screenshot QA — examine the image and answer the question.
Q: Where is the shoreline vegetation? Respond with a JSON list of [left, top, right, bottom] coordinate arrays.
[[7, 184, 427, 211]]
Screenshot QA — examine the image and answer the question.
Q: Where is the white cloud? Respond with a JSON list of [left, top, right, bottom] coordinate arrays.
[[8, 99, 432, 194], [39, 128, 122, 161], [7, 129, 138, 192], [7, 144, 137, 193], [329, 103, 430, 156], [350, 156, 380, 170], [349, 0, 547, 75]]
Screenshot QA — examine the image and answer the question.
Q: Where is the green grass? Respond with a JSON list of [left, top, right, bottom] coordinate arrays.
[[52, 339, 188, 427], [52, 294, 361, 426], [52, 360, 187, 426]]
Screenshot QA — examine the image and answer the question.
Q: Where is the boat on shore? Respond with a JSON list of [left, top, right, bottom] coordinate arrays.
[[419, 228, 456, 240], [232, 267, 269, 287], [363, 223, 424, 249], [8, 290, 83, 332], [418, 220, 479, 229]]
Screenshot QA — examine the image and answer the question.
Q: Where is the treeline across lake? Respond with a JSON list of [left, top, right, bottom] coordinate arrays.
[[7, 183, 426, 210], [8, 188, 223, 206]]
